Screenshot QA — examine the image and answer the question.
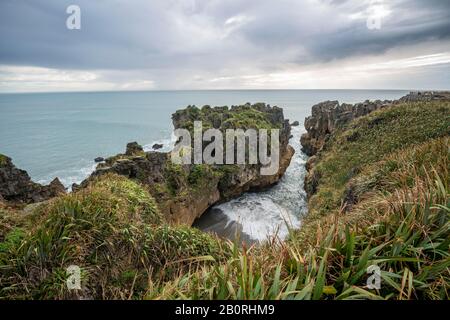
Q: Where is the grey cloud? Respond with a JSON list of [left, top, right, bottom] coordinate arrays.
[[0, 0, 449, 88]]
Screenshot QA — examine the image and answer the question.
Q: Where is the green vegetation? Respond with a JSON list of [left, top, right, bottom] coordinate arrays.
[[173, 103, 281, 132], [0, 227, 25, 254], [0, 174, 223, 299], [0, 101, 448, 300], [154, 162, 221, 199], [0, 154, 8, 166], [100, 151, 146, 168], [147, 101, 449, 300], [308, 101, 450, 217]]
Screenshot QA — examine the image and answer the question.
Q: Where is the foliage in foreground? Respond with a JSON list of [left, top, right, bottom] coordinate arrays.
[[148, 162, 449, 300], [0, 174, 223, 299]]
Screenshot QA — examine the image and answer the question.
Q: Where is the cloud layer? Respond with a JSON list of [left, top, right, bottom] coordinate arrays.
[[0, 0, 449, 91]]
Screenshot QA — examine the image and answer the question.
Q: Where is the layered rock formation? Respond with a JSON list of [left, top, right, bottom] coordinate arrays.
[[0, 154, 65, 204], [301, 91, 450, 157], [77, 103, 294, 225], [301, 91, 450, 199], [300, 100, 391, 156]]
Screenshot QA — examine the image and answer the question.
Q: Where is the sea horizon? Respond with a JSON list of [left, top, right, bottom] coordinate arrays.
[[1, 87, 446, 95]]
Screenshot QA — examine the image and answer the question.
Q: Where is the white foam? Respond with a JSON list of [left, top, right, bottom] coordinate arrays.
[[143, 132, 177, 152], [215, 195, 301, 241], [210, 126, 308, 242], [38, 161, 97, 190]]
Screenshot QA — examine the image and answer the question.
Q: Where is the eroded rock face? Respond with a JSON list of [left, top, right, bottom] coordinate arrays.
[[301, 91, 450, 157], [79, 103, 294, 225], [0, 155, 65, 204], [301, 91, 450, 199], [398, 91, 450, 102], [300, 100, 391, 156]]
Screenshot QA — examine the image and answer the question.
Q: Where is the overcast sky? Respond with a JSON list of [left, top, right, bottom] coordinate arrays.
[[0, 0, 449, 92]]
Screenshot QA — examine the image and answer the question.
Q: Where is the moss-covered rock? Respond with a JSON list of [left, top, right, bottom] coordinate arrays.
[[78, 103, 294, 226]]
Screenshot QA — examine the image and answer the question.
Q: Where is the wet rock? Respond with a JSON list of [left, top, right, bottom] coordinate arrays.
[[152, 143, 163, 150], [291, 121, 300, 126], [94, 157, 104, 163], [71, 183, 80, 193]]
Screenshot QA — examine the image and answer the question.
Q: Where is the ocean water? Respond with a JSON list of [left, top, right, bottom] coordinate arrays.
[[193, 125, 306, 243], [0, 90, 408, 241]]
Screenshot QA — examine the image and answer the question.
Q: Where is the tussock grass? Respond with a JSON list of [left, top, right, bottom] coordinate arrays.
[[145, 102, 449, 300], [147, 161, 449, 300], [0, 174, 223, 299]]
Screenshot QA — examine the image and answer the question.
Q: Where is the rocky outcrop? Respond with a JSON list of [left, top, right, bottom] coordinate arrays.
[[301, 91, 450, 199], [125, 141, 144, 156], [78, 103, 294, 225], [0, 155, 65, 204], [398, 91, 450, 102], [300, 91, 450, 157], [300, 100, 391, 156], [152, 143, 163, 150]]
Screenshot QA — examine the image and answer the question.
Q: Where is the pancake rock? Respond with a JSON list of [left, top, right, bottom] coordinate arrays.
[[78, 103, 294, 225]]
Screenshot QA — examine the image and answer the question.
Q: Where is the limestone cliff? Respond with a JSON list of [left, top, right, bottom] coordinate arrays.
[[301, 91, 450, 200], [301, 91, 450, 157], [77, 103, 294, 225]]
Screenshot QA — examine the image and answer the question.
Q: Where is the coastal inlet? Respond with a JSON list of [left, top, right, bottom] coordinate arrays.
[[194, 125, 308, 243]]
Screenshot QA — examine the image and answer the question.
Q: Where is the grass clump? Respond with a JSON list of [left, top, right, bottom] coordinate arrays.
[[145, 225, 224, 279], [0, 173, 224, 299]]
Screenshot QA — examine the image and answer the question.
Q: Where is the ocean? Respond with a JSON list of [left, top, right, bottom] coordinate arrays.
[[0, 89, 409, 241]]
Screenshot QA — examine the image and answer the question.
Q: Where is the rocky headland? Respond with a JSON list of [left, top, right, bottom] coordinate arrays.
[[0, 154, 65, 205], [73, 103, 294, 225], [301, 91, 450, 157], [300, 91, 450, 209]]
